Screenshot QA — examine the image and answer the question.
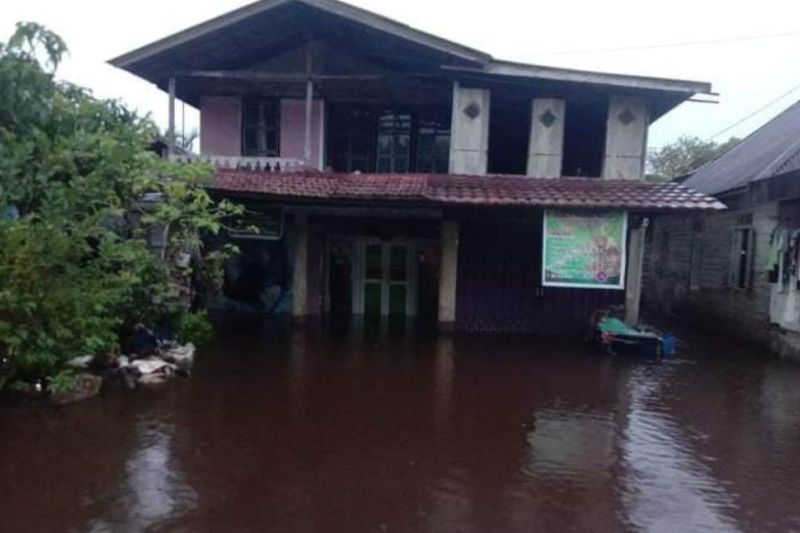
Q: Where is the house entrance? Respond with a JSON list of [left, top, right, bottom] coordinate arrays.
[[352, 240, 417, 319]]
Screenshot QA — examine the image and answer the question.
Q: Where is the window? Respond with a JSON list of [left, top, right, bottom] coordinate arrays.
[[329, 108, 375, 173], [376, 111, 412, 173], [416, 112, 450, 173], [731, 228, 755, 289], [242, 98, 279, 156], [562, 97, 607, 178], [328, 105, 451, 174]]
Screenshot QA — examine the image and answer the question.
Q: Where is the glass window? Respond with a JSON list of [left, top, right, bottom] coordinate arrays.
[[376, 111, 412, 173], [390, 245, 407, 282], [365, 244, 383, 281], [329, 107, 375, 173], [242, 98, 279, 157], [416, 112, 450, 174]]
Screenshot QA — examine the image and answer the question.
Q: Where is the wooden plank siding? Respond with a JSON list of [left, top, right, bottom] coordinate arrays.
[[455, 216, 623, 335]]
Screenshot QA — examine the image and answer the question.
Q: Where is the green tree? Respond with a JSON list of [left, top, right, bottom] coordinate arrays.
[[0, 23, 241, 391], [646, 135, 740, 182]]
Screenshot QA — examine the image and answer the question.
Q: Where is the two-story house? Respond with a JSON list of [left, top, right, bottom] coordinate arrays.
[[111, 0, 723, 334]]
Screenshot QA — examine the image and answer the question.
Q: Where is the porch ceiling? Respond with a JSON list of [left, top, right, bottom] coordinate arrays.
[[210, 170, 727, 212]]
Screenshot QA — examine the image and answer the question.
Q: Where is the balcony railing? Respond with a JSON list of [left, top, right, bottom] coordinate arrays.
[[169, 154, 307, 173]]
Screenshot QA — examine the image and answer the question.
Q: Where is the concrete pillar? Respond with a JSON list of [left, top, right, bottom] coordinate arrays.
[[438, 221, 460, 329], [625, 218, 649, 325], [603, 96, 649, 180], [527, 98, 565, 178], [449, 82, 490, 176], [292, 213, 309, 320]]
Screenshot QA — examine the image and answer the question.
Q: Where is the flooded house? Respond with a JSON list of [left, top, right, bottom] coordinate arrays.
[[645, 100, 800, 361], [110, 0, 723, 335]]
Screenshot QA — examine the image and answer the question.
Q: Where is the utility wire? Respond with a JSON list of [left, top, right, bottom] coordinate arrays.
[[708, 82, 800, 140], [534, 29, 800, 56]]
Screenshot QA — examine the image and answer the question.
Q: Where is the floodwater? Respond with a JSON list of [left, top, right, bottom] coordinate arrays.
[[2, 319, 800, 533]]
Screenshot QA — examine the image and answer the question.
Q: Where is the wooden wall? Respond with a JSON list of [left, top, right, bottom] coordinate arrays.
[[455, 216, 624, 335]]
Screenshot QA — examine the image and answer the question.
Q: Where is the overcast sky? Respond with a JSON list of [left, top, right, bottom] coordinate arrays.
[[3, 0, 800, 149]]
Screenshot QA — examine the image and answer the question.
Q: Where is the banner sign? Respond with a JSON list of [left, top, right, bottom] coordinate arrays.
[[542, 210, 627, 289]]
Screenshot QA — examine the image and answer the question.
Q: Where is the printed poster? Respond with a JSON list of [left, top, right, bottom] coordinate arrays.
[[542, 210, 627, 289]]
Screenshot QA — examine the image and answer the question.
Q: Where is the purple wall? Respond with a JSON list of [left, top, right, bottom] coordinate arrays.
[[455, 217, 624, 335], [280, 99, 324, 169], [200, 97, 241, 156]]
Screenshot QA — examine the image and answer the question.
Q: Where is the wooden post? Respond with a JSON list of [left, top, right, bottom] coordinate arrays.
[[438, 221, 460, 330], [167, 76, 176, 156], [625, 217, 649, 325], [304, 78, 313, 165], [292, 213, 309, 321], [303, 40, 313, 166]]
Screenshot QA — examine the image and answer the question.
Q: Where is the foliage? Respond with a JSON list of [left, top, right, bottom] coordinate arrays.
[[646, 135, 740, 182], [177, 311, 215, 346], [0, 23, 242, 390], [47, 370, 77, 395]]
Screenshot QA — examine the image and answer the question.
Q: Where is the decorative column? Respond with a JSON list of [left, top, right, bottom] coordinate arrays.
[[292, 213, 309, 320], [527, 98, 565, 178], [603, 96, 649, 180], [625, 218, 649, 325], [438, 221, 460, 330], [449, 82, 491, 176]]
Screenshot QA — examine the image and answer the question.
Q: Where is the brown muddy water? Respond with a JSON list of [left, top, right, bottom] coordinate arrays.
[[1, 318, 800, 533]]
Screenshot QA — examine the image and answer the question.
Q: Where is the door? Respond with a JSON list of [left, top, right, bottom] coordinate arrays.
[[353, 240, 416, 318]]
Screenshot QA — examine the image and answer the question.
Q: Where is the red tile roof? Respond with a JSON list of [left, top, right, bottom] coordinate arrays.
[[212, 170, 726, 211]]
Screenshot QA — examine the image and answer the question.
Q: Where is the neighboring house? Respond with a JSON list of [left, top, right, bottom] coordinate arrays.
[[645, 100, 800, 360], [110, 0, 722, 334]]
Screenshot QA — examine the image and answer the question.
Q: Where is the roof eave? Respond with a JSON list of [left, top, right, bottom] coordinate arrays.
[[442, 60, 712, 96], [109, 0, 492, 72]]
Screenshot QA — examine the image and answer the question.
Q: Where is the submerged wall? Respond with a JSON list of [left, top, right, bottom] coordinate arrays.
[[455, 217, 623, 335]]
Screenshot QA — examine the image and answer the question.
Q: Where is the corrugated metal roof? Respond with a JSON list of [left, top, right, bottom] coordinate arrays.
[[212, 170, 726, 211], [684, 100, 800, 195]]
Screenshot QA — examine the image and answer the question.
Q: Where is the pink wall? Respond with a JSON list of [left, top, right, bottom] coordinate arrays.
[[199, 97, 241, 156], [280, 99, 324, 169]]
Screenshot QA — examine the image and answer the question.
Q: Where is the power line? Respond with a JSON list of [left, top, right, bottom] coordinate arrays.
[[533, 29, 800, 56], [708, 82, 800, 140]]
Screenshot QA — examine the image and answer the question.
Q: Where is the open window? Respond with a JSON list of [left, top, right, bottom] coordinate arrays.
[[562, 97, 607, 178], [488, 96, 530, 175]]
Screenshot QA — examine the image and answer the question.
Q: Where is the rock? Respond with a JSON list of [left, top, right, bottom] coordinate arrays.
[[130, 357, 177, 386], [130, 357, 173, 375], [67, 355, 94, 369], [50, 373, 103, 405], [161, 343, 195, 376]]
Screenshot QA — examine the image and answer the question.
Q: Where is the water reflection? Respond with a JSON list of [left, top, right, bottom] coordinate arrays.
[[526, 410, 615, 480], [621, 365, 739, 533], [1, 322, 800, 532], [88, 419, 196, 532]]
